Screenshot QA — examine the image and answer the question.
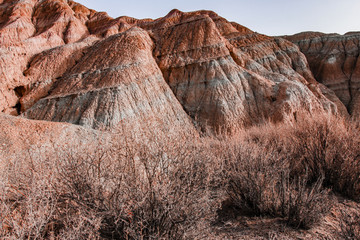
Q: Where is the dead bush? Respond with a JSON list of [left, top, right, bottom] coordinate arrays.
[[337, 208, 360, 239], [238, 113, 360, 202], [288, 114, 360, 201], [0, 136, 214, 239], [1, 112, 358, 238], [222, 142, 330, 229]]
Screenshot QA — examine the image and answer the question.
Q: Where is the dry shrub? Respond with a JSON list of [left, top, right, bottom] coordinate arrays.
[[217, 112, 359, 230], [0, 134, 214, 239], [0, 148, 104, 239], [237, 112, 360, 201], [221, 141, 330, 229], [97, 141, 212, 239], [288, 114, 360, 201], [1, 112, 358, 238], [338, 208, 360, 239]]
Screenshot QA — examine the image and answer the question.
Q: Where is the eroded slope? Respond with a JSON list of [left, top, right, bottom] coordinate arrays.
[[0, 0, 350, 135], [285, 32, 360, 118]]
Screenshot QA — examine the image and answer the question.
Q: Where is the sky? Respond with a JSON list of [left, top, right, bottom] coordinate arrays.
[[76, 0, 360, 36]]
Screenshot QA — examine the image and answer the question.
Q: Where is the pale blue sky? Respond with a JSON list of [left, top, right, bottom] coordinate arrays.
[[76, 0, 360, 36]]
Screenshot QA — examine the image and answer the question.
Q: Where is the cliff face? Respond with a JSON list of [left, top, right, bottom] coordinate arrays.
[[0, 0, 351, 136], [285, 32, 360, 119]]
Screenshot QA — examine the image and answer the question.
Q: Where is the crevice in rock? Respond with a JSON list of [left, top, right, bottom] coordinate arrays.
[[15, 102, 21, 115], [147, 31, 199, 131], [23, 53, 39, 77], [339, 39, 357, 114], [340, 40, 350, 79], [12, 86, 28, 115], [346, 41, 360, 114], [31, 1, 42, 37], [228, 48, 242, 67], [45, 77, 62, 97], [14, 86, 26, 98]]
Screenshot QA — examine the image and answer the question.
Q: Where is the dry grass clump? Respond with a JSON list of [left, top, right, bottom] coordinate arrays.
[[240, 113, 360, 201], [289, 115, 360, 201]]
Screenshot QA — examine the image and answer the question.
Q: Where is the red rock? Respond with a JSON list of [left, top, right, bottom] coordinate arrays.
[[0, 0, 350, 136], [24, 27, 196, 136], [21, 37, 98, 111], [0, 0, 134, 114], [140, 10, 341, 132], [284, 32, 360, 118]]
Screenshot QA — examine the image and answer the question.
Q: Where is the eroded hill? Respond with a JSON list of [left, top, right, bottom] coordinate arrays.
[[0, 0, 352, 136]]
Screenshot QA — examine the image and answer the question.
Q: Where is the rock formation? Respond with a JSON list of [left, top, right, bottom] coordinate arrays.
[[0, 0, 352, 137], [285, 32, 360, 119], [24, 27, 195, 137], [139, 10, 345, 131]]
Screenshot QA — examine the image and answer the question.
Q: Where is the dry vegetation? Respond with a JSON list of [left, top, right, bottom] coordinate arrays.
[[1, 113, 359, 239]]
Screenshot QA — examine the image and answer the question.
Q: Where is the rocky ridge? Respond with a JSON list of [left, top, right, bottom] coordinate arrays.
[[0, 0, 352, 137], [285, 32, 360, 119]]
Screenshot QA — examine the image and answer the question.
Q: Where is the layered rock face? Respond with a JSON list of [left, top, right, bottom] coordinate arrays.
[[24, 27, 195, 136], [0, 0, 104, 115], [285, 32, 360, 118], [138, 10, 344, 131], [0, 0, 349, 136], [0, 0, 196, 136]]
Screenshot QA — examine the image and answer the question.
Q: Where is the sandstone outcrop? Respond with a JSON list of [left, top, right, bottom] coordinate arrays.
[[0, 0, 351, 136], [285, 32, 360, 118]]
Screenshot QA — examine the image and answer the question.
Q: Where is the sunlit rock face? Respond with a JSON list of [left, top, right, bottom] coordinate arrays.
[[0, 0, 348, 136], [138, 10, 344, 131], [285, 32, 360, 119], [24, 27, 195, 136]]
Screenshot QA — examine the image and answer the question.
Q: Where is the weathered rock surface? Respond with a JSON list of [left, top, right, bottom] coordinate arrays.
[[0, 0, 351, 136], [0, 113, 112, 162], [285, 32, 360, 118], [139, 10, 342, 131], [24, 27, 196, 135], [0, 0, 139, 115]]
